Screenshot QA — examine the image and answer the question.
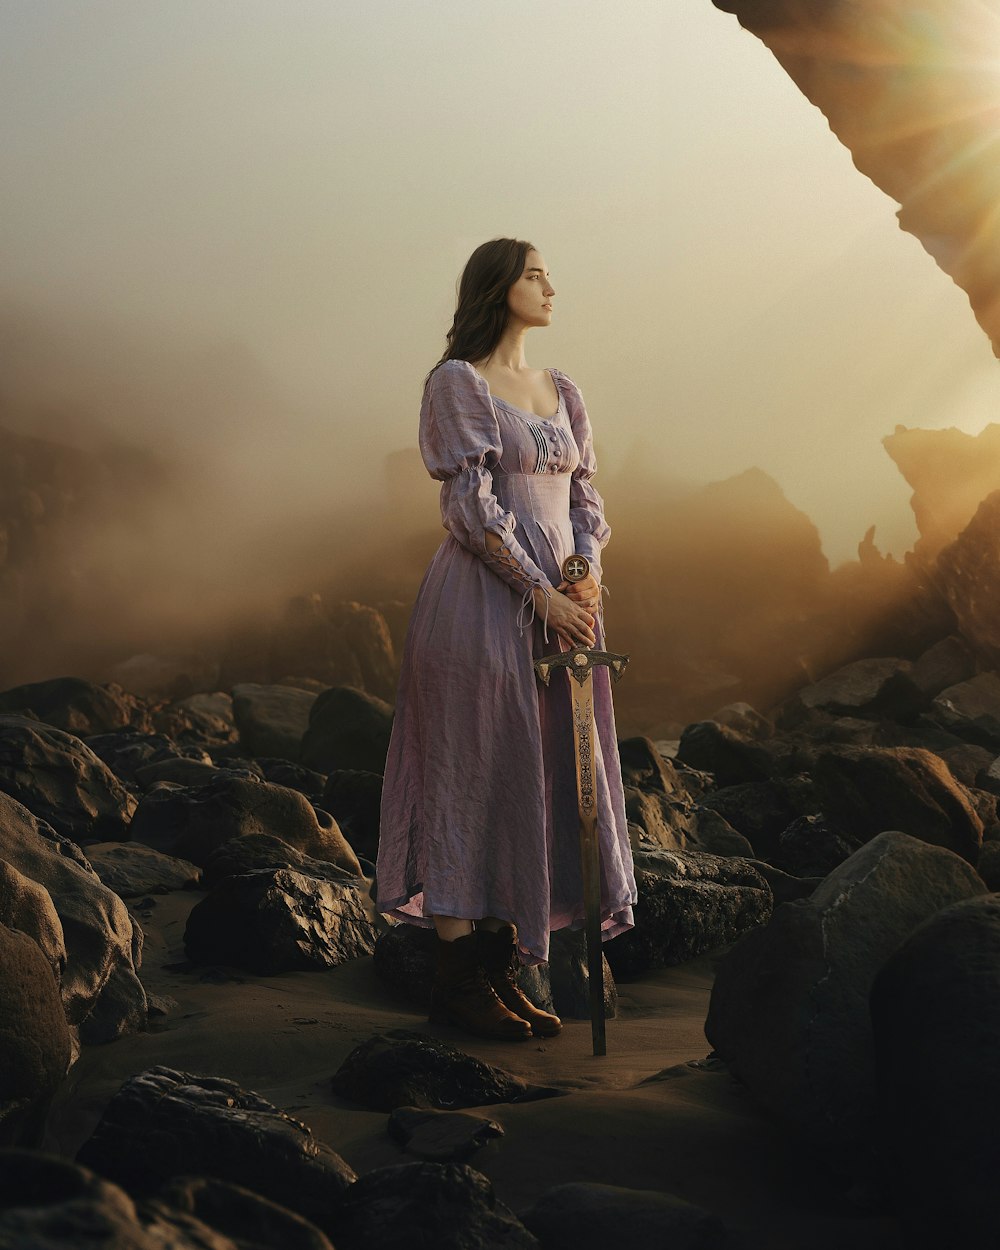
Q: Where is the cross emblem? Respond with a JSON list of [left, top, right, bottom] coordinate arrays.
[[563, 555, 590, 583]]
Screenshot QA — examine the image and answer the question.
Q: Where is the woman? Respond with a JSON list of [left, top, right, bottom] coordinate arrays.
[[376, 238, 636, 1042]]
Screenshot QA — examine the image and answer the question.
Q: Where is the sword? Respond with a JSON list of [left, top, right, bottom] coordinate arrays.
[[534, 554, 629, 1056]]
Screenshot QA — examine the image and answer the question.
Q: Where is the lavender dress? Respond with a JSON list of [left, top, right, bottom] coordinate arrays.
[[376, 360, 636, 965]]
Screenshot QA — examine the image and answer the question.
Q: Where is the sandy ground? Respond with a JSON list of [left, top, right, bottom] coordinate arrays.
[[46, 889, 904, 1249]]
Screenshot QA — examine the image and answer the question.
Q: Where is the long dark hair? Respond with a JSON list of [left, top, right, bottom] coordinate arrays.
[[426, 237, 534, 385]]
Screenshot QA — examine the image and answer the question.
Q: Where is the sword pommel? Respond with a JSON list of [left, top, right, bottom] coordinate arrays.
[[535, 645, 629, 687]]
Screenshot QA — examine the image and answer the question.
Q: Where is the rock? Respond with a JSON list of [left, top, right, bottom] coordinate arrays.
[[231, 683, 318, 762], [321, 770, 384, 861], [932, 742, 996, 787], [85, 842, 201, 897], [201, 833, 358, 889], [153, 692, 238, 747], [330, 1029, 560, 1112], [0, 677, 149, 737], [617, 736, 679, 793], [691, 808, 754, 857], [520, 1182, 728, 1250], [675, 720, 776, 786], [909, 635, 977, 700], [155, 1175, 335, 1250], [698, 778, 816, 859], [604, 851, 772, 978], [339, 602, 398, 704], [184, 869, 377, 974], [931, 672, 1000, 750], [84, 729, 197, 787], [78, 960, 148, 1046], [546, 927, 618, 1021], [105, 651, 220, 701], [0, 715, 137, 842], [76, 1066, 355, 1233], [871, 895, 1000, 1248], [624, 786, 687, 852], [770, 814, 859, 879], [708, 701, 773, 739], [129, 773, 360, 871], [0, 792, 142, 1031], [0, 860, 66, 980], [256, 759, 327, 802], [133, 757, 224, 788], [300, 687, 393, 775], [333, 1162, 536, 1250], [936, 491, 1000, 665], [706, 831, 987, 1145], [811, 745, 983, 863], [387, 1107, 504, 1163], [744, 860, 822, 905], [976, 840, 1000, 889], [793, 657, 922, 720], [0, 926, 73, 1146]]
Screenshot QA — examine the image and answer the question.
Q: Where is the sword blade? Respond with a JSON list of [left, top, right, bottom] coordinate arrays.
[[567, 670, 606, 1057]]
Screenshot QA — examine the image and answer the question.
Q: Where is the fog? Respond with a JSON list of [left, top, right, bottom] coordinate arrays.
[[3, 1, 999, 719]]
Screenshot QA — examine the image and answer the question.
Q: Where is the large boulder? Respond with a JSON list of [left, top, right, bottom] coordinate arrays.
[[811, 745, 983, 862], [520, 1182, 728, 1250], [908, 636, 976, 700], [231, 683, 318, 762], [83, 729, 200, 787], [331, 1030, 558, 1113], [791, 657, 921, 720], [697, 777, 816, 859], [0, 792, 143, 1031], [0, 677, 149, 737], [200, 833, 358, 889], [930, 672, 1000, 751], [184, 869, 378, 974], [85, 842, 201, 898], [152, 692, 238, 747], [300, 687, 393, 775], [675, 720, 777, 787], [320, 770, 383, 861], [334, 1162, 536, 1250], [76, 1067, 355, 1235], [0, 925, 73, 1147], [154, 1175, 335, 1250], [604, 850, 772, 978], [0, 715, 137, 842], [0, 860, 66, 980], [935, 490, 1000, 666], [706, 831, 987, 1145], [129, 773, 360, 871], [871, 894, 1000, 1248]]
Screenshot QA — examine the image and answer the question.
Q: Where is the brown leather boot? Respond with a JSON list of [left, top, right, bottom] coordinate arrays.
[[429, 932, 532, 1041], [478, 925, 562, 1038]]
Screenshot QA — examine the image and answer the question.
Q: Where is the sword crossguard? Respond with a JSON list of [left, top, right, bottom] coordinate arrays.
[[535, 645, 629, 687]]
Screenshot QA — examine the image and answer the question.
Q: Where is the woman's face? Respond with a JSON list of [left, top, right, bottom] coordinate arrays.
[[506, 250, 555, 329]]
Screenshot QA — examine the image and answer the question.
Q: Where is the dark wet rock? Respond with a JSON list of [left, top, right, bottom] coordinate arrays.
[[155, 1175, 335, 1250], [930, 672, 1000, 750], [811, 745, 983, 863], [256, 759, 327, 802], [0, 860, 65, 980], [153, 691, 239, 747], [520, 1181, 728, 1250], [933, 741, 996, 788], [936, 491, 1000, 667], [0, 792, 142, 1030], [676, 720, 777, 787], [84, 729, 197, 787], [334, 1161, 536, 1250], [975, 753, 1000, 798], [976, 840, 1000, 889], [0, 677, 150, 737], [387, 1107, 504, 1163], [129, 773, 360, 871], [744, 860, 821, 904], [0, 925, 73, 1147], [909, 635, 977, 700], [0, 715, 137, 842], [372, 924, 556, 1014], [201, 832, 358, 888], [231, 682, 318, 762], [331, 1029, 559, 1112], [321, 769, 383, 861], [770, 814, 859, 879], [625, 786, 687, 852], [698, 777, 816, 859], [871, 894, 1000, 1249], [618, 736, 680, 793], [86, 842, 201, 897], [691, 808, 754, 857], [76, 1066, 355, 1231], [792, 657, 922, 721], [605, 850, 772, 978], [184, 869, 377, 974], [706, 831, 986, 1146], [708, 700, 773, 740], [78, 960, 148, 1046], [300, 686, 393, 775], [133, 757, 223, 788]]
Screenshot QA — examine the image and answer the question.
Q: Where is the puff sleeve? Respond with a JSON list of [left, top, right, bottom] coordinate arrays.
[[420, 360, 554, 622], [555, 370, 611, 582]]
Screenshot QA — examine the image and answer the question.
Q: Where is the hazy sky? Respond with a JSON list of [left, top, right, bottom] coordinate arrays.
[[3, 0, 999, 565]]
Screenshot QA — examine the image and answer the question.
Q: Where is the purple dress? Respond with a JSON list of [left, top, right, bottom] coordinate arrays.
[[376, 359, 637, 965]]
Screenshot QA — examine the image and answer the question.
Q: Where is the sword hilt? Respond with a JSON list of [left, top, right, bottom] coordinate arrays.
[[535, 645, 629, 687]]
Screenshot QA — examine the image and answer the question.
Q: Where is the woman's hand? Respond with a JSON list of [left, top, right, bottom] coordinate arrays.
[[557, 571, 601, 616], [534, 585, 596, 648]]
